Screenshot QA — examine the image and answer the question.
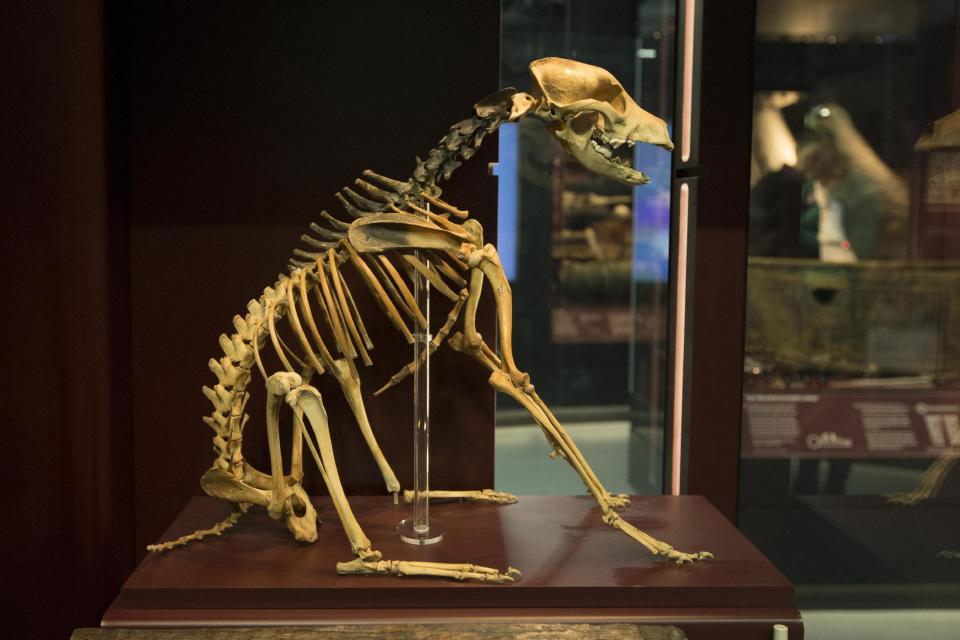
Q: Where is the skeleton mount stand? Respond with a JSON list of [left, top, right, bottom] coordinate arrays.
[[398, 243, 444, 545]]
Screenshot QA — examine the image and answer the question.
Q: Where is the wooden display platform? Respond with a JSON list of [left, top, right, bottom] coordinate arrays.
[[103, 495, 802, 638]]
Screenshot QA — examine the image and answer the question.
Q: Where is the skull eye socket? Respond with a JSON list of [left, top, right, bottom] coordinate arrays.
[[600, 90, 627, 114], [569, 111, 602, 135]]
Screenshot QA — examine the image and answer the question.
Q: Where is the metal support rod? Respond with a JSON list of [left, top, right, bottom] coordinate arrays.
[[399, 210, 443, 545]]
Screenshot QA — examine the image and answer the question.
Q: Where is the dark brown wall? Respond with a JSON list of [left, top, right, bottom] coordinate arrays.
[[2, 2, 499, 635], [126, 2, 501, 557], [683, 1, 757, 521], [1, 1, 134, 636]]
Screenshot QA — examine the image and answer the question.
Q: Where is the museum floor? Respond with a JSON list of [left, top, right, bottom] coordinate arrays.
[[494, 418, 960, 640]]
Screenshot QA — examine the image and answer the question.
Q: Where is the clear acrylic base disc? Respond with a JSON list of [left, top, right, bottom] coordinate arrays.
[[398, 517, 444, 545]]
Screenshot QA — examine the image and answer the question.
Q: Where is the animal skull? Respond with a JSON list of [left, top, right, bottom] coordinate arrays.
[[527, 57, 674, 185]]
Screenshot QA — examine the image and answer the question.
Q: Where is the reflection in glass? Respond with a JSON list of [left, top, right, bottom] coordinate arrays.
[[495, 0, 675, 496], [739, 0, 960, 618]]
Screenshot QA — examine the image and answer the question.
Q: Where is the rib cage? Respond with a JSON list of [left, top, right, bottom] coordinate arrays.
[[203, 181, 470, 482], [201, 102, 511, 491]]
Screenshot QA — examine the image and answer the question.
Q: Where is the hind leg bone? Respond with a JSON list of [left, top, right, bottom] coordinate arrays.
[[280, 380, 518, 582], [263, 371, 319, 542]]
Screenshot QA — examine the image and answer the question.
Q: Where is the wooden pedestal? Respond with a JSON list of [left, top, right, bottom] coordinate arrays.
[[102, 495, 802, 639]]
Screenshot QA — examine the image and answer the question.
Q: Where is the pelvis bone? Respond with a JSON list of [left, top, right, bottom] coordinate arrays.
[[527, 57, 674, 185]]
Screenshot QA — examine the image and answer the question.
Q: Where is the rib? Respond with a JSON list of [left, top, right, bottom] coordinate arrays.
[[374, 290, 468, 396], [427, 250, 468, 287], [321, 210, 351, 230], [308, 221, 345, 240], [293, 248, 328, 261], [276, 332, 308, 370], [251, 317, 268, 380], [315, 258, 355, 359], [285, 276, 329, 375], [362, 169, 412, 196], [377, 254, 427, 330], [295, 269, 336, 368], [337, 268, 374, 351], [443, 250, 469, 271], [365, 253, 418, 326], [266, 302, 296, 373], [328, 249, 372, 366], [354, 178, 396, 204], [341, 240, 413, 343], [342, 186, 387, 212], [421, 192, 468, 219], [301, 234, 339, 249], [401, 252, 458, 301], [307, 272, 338, 347], [407, 203, 467, 235], [334, 191, 370, 219]]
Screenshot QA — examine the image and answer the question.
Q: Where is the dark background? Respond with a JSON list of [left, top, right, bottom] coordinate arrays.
[[2, 2, 499, 636], [124, 2, 500, 554]]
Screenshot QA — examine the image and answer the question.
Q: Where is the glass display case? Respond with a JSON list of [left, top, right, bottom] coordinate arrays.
[[42, 1, 960, 635], [97, 5, 801, 636], [738, 0, 960, 631]]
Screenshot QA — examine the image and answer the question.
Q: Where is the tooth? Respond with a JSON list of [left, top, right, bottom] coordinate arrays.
[[591, 140, 613, 159]]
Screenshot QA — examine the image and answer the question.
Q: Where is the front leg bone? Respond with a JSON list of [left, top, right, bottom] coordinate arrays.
[[462, 267, 485, 352], [375, 289, 468, 396], [470, 244, 530, 390], [527, 385, 630, 509], [485, 367, 623, 513], [457, 245, 629, 511], [604, 511, 712, 564], [451, 334, 710, 563]]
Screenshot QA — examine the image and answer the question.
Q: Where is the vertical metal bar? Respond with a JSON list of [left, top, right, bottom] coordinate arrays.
[[411, 248, 431, 531], [667, 0, 700, 495], [680, 0, 697, 162], [679, 0, 756, 521], [671, 183, 691, 495], [399, 205, 443, 545]]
